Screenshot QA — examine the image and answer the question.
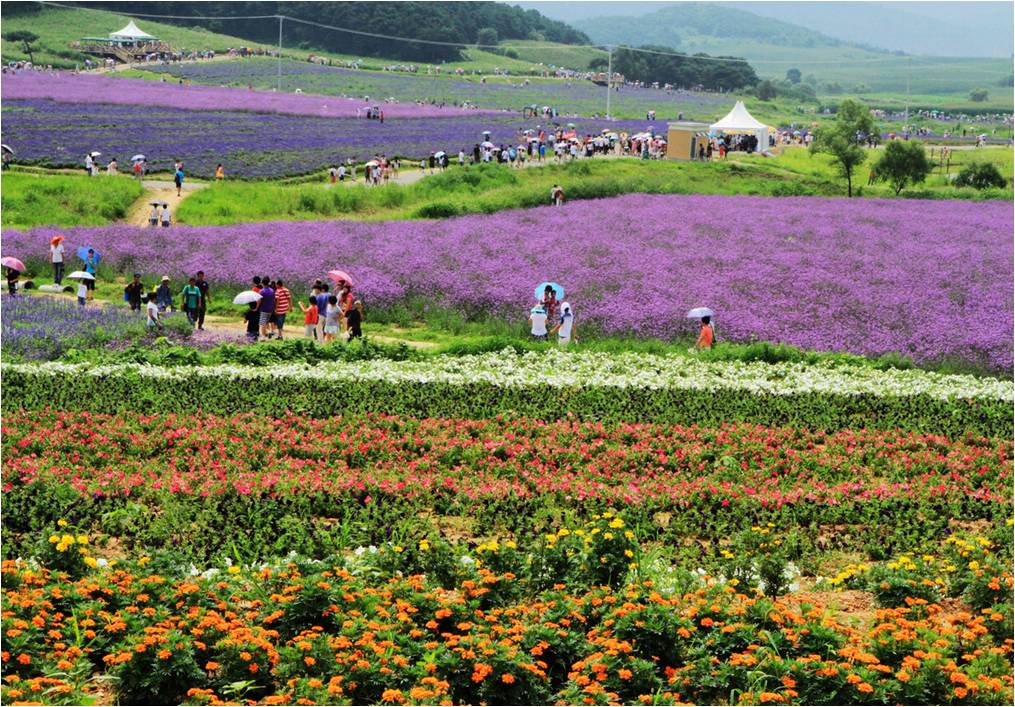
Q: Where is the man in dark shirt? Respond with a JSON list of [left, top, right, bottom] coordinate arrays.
[[194, 270, 210, 330], [124, 273, 144, 311]]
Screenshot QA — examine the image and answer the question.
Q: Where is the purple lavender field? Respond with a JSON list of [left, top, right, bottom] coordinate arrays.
[[7, 194, 1012, 369], [1, 72, 497, 119], [1, 99, 652, 177]]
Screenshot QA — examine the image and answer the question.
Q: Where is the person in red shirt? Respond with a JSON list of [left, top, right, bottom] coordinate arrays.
[[696, 315, 715, 350], [273, 279, 292, 340], [299, 296, 319, 340]]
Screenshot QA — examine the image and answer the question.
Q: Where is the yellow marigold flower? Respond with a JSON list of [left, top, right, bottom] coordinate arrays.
[[228, 566, 241, 575], [139, 557, 151, 567], [504, 540, 516, 549], [57, 520, 68, 527], [624, 549, 634, 558], [419, 539, 431, 551], [557, 528, 571, 537], [604, 532, 614, 540], [83, 557, 98, 568], [609, 518, 624, 529], [61, 534, 74, 545], [76, 535, 88, 545], [546, 534, 558, 542], [48, 535, 60, 544], [392, 546, 403, 553]]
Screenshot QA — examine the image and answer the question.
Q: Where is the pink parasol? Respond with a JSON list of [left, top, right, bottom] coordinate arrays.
[[327, 270, 354, 287], [1, 256, 26, 272]]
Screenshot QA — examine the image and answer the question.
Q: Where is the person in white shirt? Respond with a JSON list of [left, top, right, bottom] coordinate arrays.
[[149, 205, 159, 227], [458, 150, 465, 165], [76, 280, 88, 306], [146, 295, 162, 330], [550, 301, 576, 347], [107, 158, 117, 175], [50, 236, 65, 284], [84, 153, 94, 176], [529, 306, 547, 340], [161, 204, 171, 228]]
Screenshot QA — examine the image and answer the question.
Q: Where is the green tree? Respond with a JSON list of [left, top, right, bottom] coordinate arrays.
[[872, 140, 932, 195], [954, 162, 1007, 190], [757, 80, 777, 100], [785, 67, 801, 84], [3, 30, 39, 63], [809, 98, 876, 198], [476, 27, 499, 47], [968, 88, 989, 102]]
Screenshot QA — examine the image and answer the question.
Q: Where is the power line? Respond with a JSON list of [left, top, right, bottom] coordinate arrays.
[[38, 0, 963, 68]]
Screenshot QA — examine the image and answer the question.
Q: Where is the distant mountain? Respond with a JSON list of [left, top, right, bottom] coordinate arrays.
[[724, 2, 1014, 59], [572, 2, 884, 54]]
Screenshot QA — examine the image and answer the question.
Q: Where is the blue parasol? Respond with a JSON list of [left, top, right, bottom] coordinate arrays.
[[77, 246, 101, 264], [534, 282, 564, 302]]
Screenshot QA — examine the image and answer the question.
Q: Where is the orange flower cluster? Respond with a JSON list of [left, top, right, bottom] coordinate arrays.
[[1, 559, 1012, 706]]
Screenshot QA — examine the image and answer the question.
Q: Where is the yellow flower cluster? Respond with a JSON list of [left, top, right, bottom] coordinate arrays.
[[48, 533, 88, 553]]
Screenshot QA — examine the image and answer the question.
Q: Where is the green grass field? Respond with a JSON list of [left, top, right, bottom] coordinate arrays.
[[0, 6, 283, 68], [1, 171, 143, 229]]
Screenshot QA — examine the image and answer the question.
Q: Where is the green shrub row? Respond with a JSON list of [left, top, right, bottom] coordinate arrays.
[[4, 363, 1010, 437]]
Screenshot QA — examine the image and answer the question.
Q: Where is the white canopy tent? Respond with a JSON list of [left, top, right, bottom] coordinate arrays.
[[710, 101, 768, 154], [110, 21, 155, 42]]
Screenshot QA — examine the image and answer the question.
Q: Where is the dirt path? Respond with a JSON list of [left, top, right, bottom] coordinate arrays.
[[124, 180, 207, 227], [199, 313, 437, 349]]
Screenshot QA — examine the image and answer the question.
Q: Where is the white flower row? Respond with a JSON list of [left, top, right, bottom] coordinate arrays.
[[7, 349, 1012, 401]]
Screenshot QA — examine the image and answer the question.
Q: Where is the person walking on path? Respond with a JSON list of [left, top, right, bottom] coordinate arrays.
[[195, 271, 209, 330], [315, 282, 330, 340], [273, 279, 292, 339], [244, 302, 260, 341], [180, 277, 202, 326], [323, 294, 341, 343], [345, 299, 363, 340], [76, 279, 88, 307], [257, 277, 275, 339], [161, 203, 171, 228], [149, 204, 159, 227], [6, 267, 19, 296], [541, 285, 560, 325], [215, 163, 224, 180], [174, 166, 185, 196], [529, 305, 547, 341], [146, 293, 162, 331], [330, 166, 338, 184], [133, 160, 143, 182], [124, 273, 144, 312], [83, 249, 98, 301], [156, 276, 174, 312], [300, 295, 319, 339], [696, 315, 715, 350], [550, 302, 576, 347], [84, 153, 94, 177], [50, 235, 65, 285]]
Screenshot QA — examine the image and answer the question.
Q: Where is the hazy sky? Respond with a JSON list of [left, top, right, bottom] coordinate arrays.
[[511, 1, 1014, 57]]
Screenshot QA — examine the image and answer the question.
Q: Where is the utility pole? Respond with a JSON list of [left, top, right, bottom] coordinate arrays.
[[606, 45, 612, 119], [903, 56, 911, 126], [277, 15, 283, 92]]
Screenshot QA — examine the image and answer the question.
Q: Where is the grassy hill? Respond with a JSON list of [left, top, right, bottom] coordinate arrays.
[[0, 5, 281, 68], [574, 3, 1013, 99]]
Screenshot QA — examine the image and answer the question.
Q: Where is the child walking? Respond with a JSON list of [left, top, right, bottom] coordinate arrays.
[[300, 296, 319, 339]]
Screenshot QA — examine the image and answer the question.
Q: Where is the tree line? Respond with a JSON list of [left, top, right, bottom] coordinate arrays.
[[46, 1, 590, 61], [591, 45, 758, 91]]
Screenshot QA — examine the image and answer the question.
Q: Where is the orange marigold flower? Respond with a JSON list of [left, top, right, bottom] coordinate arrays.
[[304, 656, 316, 666], [239, 651, 252, 661], [758, 692, 784, 703], [249, 662, 259, 673], [896, 670, 911, 682], [307, 679, 323, 689], [857, 683, 874, 694], [781, 676, 796, 688], [954, 687, 968, 699], [381, 688, 404, 703], [846, 674, 862, 685], [16, 654, 31, 665], [501, 673, 515, 684], [205, 661, 220, 671]]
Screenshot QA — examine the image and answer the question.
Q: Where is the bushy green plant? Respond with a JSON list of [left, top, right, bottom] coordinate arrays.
[[954, 162, 1008, 190]]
